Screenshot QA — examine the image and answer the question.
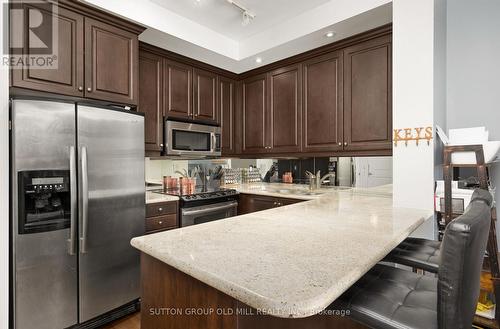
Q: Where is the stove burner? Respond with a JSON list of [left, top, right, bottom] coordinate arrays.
[[152, 187, 239, 204]]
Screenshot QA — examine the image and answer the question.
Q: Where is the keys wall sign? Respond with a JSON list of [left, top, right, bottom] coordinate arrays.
[[393, 126, 433, 146]]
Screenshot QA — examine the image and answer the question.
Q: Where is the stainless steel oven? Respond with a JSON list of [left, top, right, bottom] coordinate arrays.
[[181, 200, 238, 227], [165, 120, 221, 157]]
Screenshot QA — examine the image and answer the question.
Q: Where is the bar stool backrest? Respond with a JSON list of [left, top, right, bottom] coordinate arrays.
[[437, 189, 492, 329]]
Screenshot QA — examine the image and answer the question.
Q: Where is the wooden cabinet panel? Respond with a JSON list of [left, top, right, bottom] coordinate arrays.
[[344, 35, 392, 151], [238, 194, 303, 215], [84, 17, 139, 105], [193, 68, 218, 124], [145, 214, 177, 233], [164, 60, 192, 120], [146, 201, 177, 218], [11, 3, 84, 97], [139, 50, 163, 155], [145, 201, 178, 234], [302, 51, 343, 152], [242, 74, 268, 154], [269, 64, 302, 153], [219, 77, 236, 156]]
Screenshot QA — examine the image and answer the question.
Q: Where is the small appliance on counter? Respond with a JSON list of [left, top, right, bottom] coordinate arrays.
[[263, 163, 278, 183]]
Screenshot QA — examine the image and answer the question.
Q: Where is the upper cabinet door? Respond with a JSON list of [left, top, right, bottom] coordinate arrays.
[[84, 18, 139, 105], [193, 68, 218, 124], [302, 51, 343, 152], [218, 76, 236, 156], [164, 60, 192, 120], [242, 74, 268, 154], [11, 3, 84, 97], [269, 64, 302, 153], [343, 35, 392, 151], [139, 50, 163, 156]]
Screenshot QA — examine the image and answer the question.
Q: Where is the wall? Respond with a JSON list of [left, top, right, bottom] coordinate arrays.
[[393, 0, 445, 238], [433, 0, 447, 181], [446, 0, 500, 243], [0, 0, 10, 326]]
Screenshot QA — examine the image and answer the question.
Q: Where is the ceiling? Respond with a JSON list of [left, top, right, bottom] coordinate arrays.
[[82, 0, 392, 73], [150, 0, 330, 40]]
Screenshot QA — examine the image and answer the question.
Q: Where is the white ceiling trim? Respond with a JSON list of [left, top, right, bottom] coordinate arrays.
[[81, 0, 239, 59], [239, 0, 391, 59], [81, 0, 392, 73]]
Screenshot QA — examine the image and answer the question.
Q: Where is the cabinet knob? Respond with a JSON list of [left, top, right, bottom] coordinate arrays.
[[158, 207, 163, 212], [78, 86, 83, 91], [338, 142, 342, 146], [344, 142, 348, 146], [160, 143, 164, 147], [158, 221, 163, 225], [87, 87, 92, 92], [194, 113, 198, 117]]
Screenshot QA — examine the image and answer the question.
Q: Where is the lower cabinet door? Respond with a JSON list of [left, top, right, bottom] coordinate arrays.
[[146, 214, 177, 233], [238, 194, 303, 215]]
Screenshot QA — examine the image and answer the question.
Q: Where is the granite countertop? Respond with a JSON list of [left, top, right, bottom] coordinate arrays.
[[145, 182, 179, 203], [232, 182, 393, 200], [146, 191, 179, 203], [132, 185, 431, 318]]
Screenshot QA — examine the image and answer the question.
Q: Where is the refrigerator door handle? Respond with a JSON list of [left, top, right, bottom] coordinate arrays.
[[80, 146, 89, 254], [67, 146, 77, 255]]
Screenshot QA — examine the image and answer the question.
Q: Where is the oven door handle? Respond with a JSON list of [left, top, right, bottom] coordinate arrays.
[[210, 133, 216, 153], [182, 201, 238, 216]]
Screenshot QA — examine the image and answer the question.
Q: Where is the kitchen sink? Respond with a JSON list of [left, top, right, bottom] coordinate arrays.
[[264, 186, 350, 196]]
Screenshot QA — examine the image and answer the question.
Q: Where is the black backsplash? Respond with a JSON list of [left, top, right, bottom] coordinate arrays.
[[277, 158, 330, 183]]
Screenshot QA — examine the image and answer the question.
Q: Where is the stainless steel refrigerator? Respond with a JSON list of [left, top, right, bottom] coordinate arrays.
[[10, 99, 145, 329]]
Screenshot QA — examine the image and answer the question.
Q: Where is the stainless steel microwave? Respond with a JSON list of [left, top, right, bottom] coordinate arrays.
[[165, 120, 221, 157]]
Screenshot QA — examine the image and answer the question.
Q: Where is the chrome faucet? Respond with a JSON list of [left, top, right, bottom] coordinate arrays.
[[305, 170, 336, 190]]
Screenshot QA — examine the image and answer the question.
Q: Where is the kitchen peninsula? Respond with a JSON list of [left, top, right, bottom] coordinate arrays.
[[132, 186, 432, 329]]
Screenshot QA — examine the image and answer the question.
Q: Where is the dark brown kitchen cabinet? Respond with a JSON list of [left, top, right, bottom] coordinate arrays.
[[302, 51, 344, 152], [145, 201, 178, 234], [343, 35, 392, 151], [139, 50, 163, 156], [219, 76, 236, 156], [10, 1, 143, 105], [164, 60, 193, 120], [193, 68, 218, 124], [10, 2, 84, 97], [242, 74, 269, 154], [238, 194, 303, 215], [269, 64, 302, 153], [84, 18, 139, 105]]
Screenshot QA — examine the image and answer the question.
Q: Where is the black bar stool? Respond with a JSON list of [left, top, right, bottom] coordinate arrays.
[[384, 189, 493, 273], [330, 189, 492, 329]]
